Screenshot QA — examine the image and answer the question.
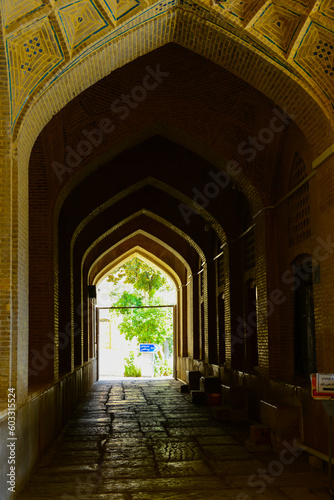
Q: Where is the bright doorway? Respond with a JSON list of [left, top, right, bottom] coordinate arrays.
[[96, 257, 177, 379]]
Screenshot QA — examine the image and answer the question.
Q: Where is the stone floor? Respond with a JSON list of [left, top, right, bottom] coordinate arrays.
[[17, 379, 332, 499]]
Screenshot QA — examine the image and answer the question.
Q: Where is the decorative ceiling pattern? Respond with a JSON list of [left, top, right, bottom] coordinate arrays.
[[318, 0, 334, 21], [1, 0, 44, 28], [5, 16, 64, 124], [216, 0, 266, 25], [1, 0, 334, 144], [294, 21, 334, 106], [101, 0, 141, 23], [57, 0, 109, 54], [251, 3, 303, 54]]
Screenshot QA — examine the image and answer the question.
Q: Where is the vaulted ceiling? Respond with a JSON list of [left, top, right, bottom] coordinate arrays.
[[2, 0, 334, 156]]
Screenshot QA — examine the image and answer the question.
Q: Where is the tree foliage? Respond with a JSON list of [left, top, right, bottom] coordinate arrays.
[[107, 258, 174, 352], [107, 257, 171, 299]]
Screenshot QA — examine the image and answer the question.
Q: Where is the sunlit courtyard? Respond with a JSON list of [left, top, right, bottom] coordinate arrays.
[[97, 256, 177, 379]]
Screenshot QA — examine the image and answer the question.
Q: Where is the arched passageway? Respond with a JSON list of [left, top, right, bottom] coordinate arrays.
[[24, 43, 334, 485], [1, 14, 334, 496]]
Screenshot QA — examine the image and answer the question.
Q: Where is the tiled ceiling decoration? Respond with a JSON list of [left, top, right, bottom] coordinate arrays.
[[291, 0, 313, 8], [101, 0, 141, 23], [5, 16, 64, 125], [294, 22, 334, 108], [251, 3, 303, 54], [215, 0, 263, 25], [1, 0, 333, 146], [1, 0, 44, 29], [318, 0, 334, 21], [56, 0, 109, 55]]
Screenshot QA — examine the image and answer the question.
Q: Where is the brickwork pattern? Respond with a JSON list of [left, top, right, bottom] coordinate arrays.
[[0, 11, 11, 406]]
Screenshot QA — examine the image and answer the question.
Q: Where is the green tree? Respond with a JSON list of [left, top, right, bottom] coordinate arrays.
[[107, 257, 170, 299], [107, 258, 174, 353]]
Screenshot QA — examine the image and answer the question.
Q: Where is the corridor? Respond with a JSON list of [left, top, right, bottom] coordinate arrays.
[[17, 379, 330, 500]]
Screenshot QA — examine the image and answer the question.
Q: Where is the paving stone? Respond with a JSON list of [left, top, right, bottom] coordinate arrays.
[[141, 425, 166, 432], [69, 417, 111, 424], [112, 422, 141, 430], [163, 411, 209, 418], [107, 436, 151, 446], [144, 430, 169, 438], [104, 448, 154, 460], [101, 466, 158, 478], [87, 495, 127, 499], [17, 379, 330, 500], [168, 427, 226, 437], [132, 491, 249, 499], [38, 451, 101, 467], [166, 417, 213, 427], [65, 425, 110, 435], [158, 460, 213, 477], [56, 440, 100, 450], [139, 419, 166, 426], [61, 434, 107, 441], [96, 476, 230, 493], [101, 458, 156, 468], [153, 441, 204, 461]]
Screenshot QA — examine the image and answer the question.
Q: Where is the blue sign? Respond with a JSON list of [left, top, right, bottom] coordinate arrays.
[[139, 343, 160, 353]]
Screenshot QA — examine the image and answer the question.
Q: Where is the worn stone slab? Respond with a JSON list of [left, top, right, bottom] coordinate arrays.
[[131, 407, 161, 413], [96, 476, 230, 494], [104, 448, 154, 460], [65, 425, 110, 435], [165, 417, 213, 427], [101, 458, 156, 468], [138, 419, 166, 426], [168, 427, 226, 437], [158, 460, 213, 477], [163, 411, 210, 418], [38, 451, 101, 467], [56, 440, 100, 450], [68, 417, 111, 424], [101, 466, 158, 478], [61, 434, 107, 441], [33, 464, 99, 475], [146, 432, 170, 439], [107, 436, 151, 446], [141, 425, 166, 431], [153, 441, 204, 461], [131, 490, 254, 500], [112, 422, 141, 431]]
